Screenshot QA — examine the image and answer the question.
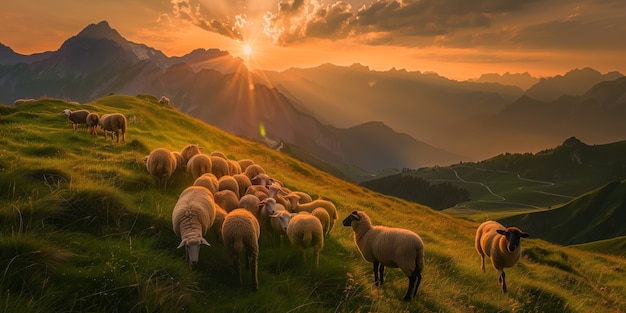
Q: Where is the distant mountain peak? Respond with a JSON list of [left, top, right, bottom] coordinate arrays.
[[77, 20, 125, 44]]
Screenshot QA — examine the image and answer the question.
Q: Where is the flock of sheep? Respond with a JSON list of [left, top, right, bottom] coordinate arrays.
[[143, 142, 530, 301], [62, 104, 530, 301], [63, 108, 127, 142]]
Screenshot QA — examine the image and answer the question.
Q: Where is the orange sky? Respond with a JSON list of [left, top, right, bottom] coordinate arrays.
[[2, 0, 625, 81]]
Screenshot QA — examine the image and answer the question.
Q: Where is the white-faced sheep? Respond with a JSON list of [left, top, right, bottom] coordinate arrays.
[[193, 173, 219, 194], [98, 113, 127, 142], [187, 154, 212, 180], [180, 144, 202, 166], [250, 173, 273, 186], [290, 198, 338, 233], [221, 209, 261, 290], [63, 109, 90, 131], [285, 211, 324, 267], [146, 148, 177, 191], [172, 186, 216, 265], [85, 112, 100, 135], [210, 155, 230, 179], [218, 175, 239, 196], [475, 220, 529, 293], [214, 189, 239, 213], [342, 211, 424, 301]]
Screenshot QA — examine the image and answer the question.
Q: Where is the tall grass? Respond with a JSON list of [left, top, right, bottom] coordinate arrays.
[[0, 96, 625, 312]]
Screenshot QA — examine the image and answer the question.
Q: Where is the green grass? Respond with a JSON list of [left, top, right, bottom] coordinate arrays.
[[1, 95, 625, 312]]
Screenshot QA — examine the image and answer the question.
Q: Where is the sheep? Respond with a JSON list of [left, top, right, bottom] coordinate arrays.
[[311, 207, 331, 237], [193, 173, 219, 194], [145, 148, 177, 191], [245, 185, 269, 200], [180, 144, 202, 165], [172, 186, 216, 265], [244, 164, 266, 181], [187, 154, 212, 180], [342, 210, 424, 301], [221, 209, 261, 290], [238, 194, 262, 219], [85, 112, 100, 135], [173, 151, 185, 172], [237, 158, 255, 172], [158, 96, 171, 106], [227, 159, 242, 175], [210, 151, 227, 159], [210, 155, 230, 178], [289, 198, 338, 233], [98, 113, 127, 142], [233, 174, 252, 198], [475, 220, 529, 293], [250, 173, 273, 186], [285, 211, 324, 267], [268, 210, 293, 246], [214, 189, 239, 213], [211, 204, 228, 241], [218, 175, 239, 196], [63, 109, 90, 131]]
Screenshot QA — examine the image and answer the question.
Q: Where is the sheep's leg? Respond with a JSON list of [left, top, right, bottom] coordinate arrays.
[[499, 269, 507, 292], [403, 271, 421, 301], [232, 253, 242, 286], [480, 254, 485, 272], [246, 248, 259, 291], [373, 261, 384, 286], [313, 247, 320, 268]]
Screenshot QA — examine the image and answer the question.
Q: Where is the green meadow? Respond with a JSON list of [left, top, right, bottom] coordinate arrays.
[[1, 95, 624, 312]]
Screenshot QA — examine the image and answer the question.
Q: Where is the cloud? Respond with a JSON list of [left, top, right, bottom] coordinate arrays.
[[170, 0, 246, 41]]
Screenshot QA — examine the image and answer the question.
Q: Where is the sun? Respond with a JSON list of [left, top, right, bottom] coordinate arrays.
[[242, 44, 252, 56]]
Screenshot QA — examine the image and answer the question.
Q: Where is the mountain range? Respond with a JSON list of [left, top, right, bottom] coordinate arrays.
[[1, 20, 625, 180]]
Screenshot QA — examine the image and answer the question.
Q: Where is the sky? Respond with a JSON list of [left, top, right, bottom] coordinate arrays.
[[2, 0, 626, 81]]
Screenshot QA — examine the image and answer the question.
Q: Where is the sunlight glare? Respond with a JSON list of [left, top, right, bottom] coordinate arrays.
[[243, 44, 252, 56]]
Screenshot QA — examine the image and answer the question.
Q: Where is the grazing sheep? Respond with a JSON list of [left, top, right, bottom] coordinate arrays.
[[221, 209, 261, 290], [187, 154, 213, 180], [290, 198, 338, 233], [237, 159, 255, 172], [172, 186, 216, 265], [244, 164, 266, 181], [233, 174, 252, 198], [193, 173, 219, 194], [269, 210, 293, 246], [180, 144, 202, 165], [63, 109, 90, 131], [98, 113, 127, 142], [286, 211, 324, 267], [475, 220, 529, 293], [311, 207, 331, 237], [85, 112, 100, 135], [210, 156, 230, 178], [245, 185, 269, 200], [146, 148, 177, 191], [342, 211, 424, 301], [218, 175, 239, 196], [238, 194, 262, 219], [159, 96, 171, 106], [214, 189, 239, 213]]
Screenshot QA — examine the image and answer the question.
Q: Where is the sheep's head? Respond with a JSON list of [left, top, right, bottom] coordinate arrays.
[[496, 227, 529, 252], [342, 211, 361, 226], [178, 237, 210, 264], [63, 109, 71, 118], [259, 198, 277, 215]]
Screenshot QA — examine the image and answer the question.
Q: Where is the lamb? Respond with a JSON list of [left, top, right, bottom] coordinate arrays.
[[63, 109, 90, 131], [172, 186, 216, 265], [342, 210, 424, 301], [145, 148, 177, 191], [186, 154, 212, 180], [193, 173, 219, 194], [85, 112, 100, 135], [285, 211, 324, 267], [98, 113, 127, 142], [475, 220, 529, 293], [221, 209, 261, 290], [180, 144, 202, 165], [289, 197, 338, 233]]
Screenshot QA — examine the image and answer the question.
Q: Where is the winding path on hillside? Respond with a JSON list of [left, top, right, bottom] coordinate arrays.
[[448, 165, 574, 208]]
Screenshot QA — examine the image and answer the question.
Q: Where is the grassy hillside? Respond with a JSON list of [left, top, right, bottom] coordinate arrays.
[[1, 95, 625, 312]]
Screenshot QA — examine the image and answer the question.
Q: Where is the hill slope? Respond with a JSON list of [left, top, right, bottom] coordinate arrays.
[[0, 95, 625, 312]]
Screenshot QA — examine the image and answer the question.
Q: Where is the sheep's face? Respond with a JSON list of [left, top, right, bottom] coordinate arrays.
[[63, 109, 71, 118], [496, 228, 529, 252], [178, 237, 211, 264], [260, 198, 276, 214], [342, 211, 361, 227]]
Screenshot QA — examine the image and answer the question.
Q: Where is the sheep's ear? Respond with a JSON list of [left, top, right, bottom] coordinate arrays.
[[201, 238, 211, 247], [521, 232, 530, 238], [350, 212, 360, 220], [496, 229, 507, 236], [177, 240, 187, 249]]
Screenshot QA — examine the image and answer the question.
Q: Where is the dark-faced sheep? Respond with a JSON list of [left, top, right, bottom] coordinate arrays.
[[343, 211, 424, 301], [98, 113, 127, 142], [63, 109, 90, 131], [146, 148, 177, 191], [475, 220, 529, 293]]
